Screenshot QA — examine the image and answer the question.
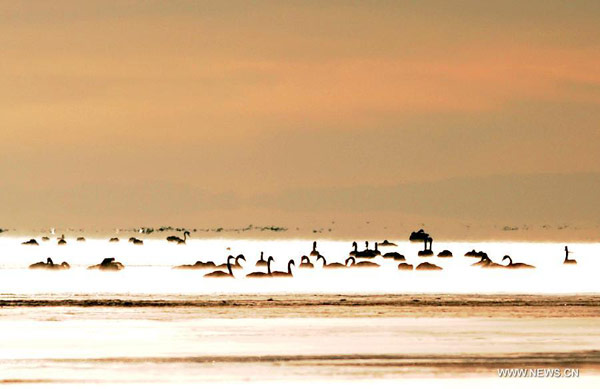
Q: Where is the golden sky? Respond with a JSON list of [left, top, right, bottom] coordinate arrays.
[[1, 1, 599, 230]]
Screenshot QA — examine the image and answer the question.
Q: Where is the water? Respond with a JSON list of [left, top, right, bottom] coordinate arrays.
[[1, 236, 599, 386]]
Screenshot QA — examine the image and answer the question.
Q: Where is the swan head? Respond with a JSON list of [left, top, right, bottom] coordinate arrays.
[[316, 254, 325, 263], [345, 257, 356, 266], [301, 255, 309, 263], [289, 259, 296, 267]]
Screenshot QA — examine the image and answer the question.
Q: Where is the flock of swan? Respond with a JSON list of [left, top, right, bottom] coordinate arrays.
[[19, 228, 578, 275]]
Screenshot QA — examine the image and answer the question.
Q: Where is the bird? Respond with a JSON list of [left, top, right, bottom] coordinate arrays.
[[437, 250, 453, 258], [465, 250, 486, 258], [383, 252, 405, 261], [563, 246, 577, 265], [299, 255, 314, 268], [167, 231, 190, 245], [416, 262, 442, 271], [397, 263, 414, 271], [409, 229, 429, 242], [355, 242, 380, 258], [378, 240, 397, 247], [77, 237, 86, 242], [29, 257, 70, 270], [310, 241, 320, 256], [129, 237, 143, 245], [204, 255, 243, 278], [271, 259, 295, 277], [502, 255, 535, 269], [418, 237, 433, 257], [88, 258, 124, 271], [174, 260, 217, 269], [109, 237, 120, 243], [22, 239, 39, 246], [255, 252, 268, 267], [471, 253, 504, 268], [57, 234, 67, 245], [41, 236, 50, 241], [349, 241, 359, 256], [345, 256, 380, 268], [316, 255, 346, 268], [215, 255, 246, 269], [246, 256, 274, 278]]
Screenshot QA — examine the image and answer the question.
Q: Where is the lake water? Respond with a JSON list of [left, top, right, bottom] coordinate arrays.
[[1, 236, 599, 386]]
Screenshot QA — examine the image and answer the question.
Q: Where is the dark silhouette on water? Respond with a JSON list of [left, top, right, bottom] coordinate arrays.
[[398, 263, 414, 271], [564, 246, 577, 265], [502, 255, 535, 269], [57, 234, 67, 245], [383, 252, 405, 261], [349, 241, 359, 256], [409, 229, 429, 242], [247, 256, 274, 278], [317, 255, 346, 268], [204, 255, 244, 278], [438, 249, 453, 258], [129, 237, 143, 245], [345, 256, 380, 268], [471, 253, 504, 268], [299, 255, 314, 268], [418, 237, 434, 257], [77, 237, 86, 242], [22, 239, 38, 246], [109, 237, 119, 243], [310, 241, 320, 256], [355, 242, 380, 259], [215, 255, 246, 270], [416, 262, 442, 271], [41, 236, 50, 241], [256, 252, 268, 267], [88, 258, 124, 271], [465, 249, 486, 258], [167, 231, 190, 245], [29, 257, 70, 270], [272, 259, 295, 277], [378, 240, 397, 247]]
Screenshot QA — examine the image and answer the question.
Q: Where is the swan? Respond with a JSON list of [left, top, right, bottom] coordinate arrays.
[[355, 242, 380, 258], [215, 255, 246, 269], [22, 239, 39, 246], [409, 229, 429, 242], [41, 236, 50, 241], [174, 260, 217, 269], [383, 252, 405, 261], [167, 231, 190, 244], [418, 237, 433, 257], [129, 237, 143, 245], [29, 257, 70, 270], [205, 255, 243, 278], [272, 259, 295, 277], [345, 256, 380, 268], [246, 256, 274, 278], [397, 263, 413, 271], [564, 246, 577, 265], [316, 255, 346, 268], [416, 262, 442, 271], [465, 249, 486, 258], [256, 252, 268, 267], [471, 253, 504, 268], [502, 255, 535, 269], [378, 240, 397, 247], [88, 258, 124, 271], [349, 241, 359, 256], [310, 241, 320, 256], [77, 237, 86, 242], [109, 237, 119, 242], [57, 234, 67, 245], [299, 255, 314, 268], [437, 250, 453, 258]]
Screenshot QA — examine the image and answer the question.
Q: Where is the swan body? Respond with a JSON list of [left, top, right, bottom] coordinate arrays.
[[397, 263, 414, 271], [41, 236, 50, 241], [109, 237, 119, 242], [355, 242, 380, 258], [22, 239, 39, 246], [167, 231, 190, 244], [129, 237, 143, 245], [409, 229, 429, 242], [299, 255, 314, 268], [246, 257, 274, 278], [310, 241, 320, 256], [416, 262, 442, 271], [272, 259, 295, 277], [256, 252, 268, 267], [383, 252, 405, 261], [174, 260, 217, 269], [205, 255, 243, 278], [345, 256, 380, 268], [564, 246, 577, 265], [77, 237, 86, 242], [29, 258, 70, 270], [378, 240, 397, 247], [57, 234, 67, 245], [437, 250, 453, 258], [471, 254, 504, 268], [88, 258, 124, 271], [502, 255, 535, 269], [317, 255, 345, 268]]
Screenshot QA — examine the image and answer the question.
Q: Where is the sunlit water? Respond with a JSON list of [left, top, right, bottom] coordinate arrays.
[[1, 237, 599, 386]]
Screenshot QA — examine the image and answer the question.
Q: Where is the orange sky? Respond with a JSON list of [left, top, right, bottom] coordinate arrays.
[[0, 1, 599, 231]]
